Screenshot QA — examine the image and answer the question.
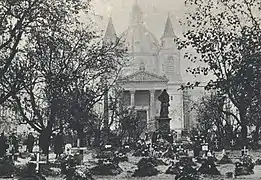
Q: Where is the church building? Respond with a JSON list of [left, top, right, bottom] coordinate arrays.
[[104, 2, 190, 133]]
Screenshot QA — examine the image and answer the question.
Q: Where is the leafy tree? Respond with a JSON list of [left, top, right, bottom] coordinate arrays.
[[180, 0, 261, 145], [7, 0, 126, 155], [0, 0, 90, 105], [194, 92, 240, 147]]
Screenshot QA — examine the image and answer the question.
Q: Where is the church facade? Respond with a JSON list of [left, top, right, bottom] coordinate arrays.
[[104, 3, 188, 133]]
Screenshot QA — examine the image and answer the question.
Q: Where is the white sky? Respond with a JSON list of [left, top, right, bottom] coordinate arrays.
[[90, 0, 187, 38], [89, 0, 210, 83]]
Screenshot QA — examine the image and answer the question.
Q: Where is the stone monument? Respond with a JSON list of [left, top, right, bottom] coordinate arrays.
[[156, 89, 171, 136]]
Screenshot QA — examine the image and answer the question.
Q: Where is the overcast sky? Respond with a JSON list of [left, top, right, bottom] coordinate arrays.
[[89, 0, 210, 83], [91, 0, 187, 39]]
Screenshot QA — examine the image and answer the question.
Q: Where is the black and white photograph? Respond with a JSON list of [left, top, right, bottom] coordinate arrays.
[[0, 0, 261, 179]]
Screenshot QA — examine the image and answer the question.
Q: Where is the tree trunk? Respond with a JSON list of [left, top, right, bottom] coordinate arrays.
[[253, 124, 260, 144], [241, 123, 248, 147], [77, 127, 85, 147], [239, 110, 248, 147]]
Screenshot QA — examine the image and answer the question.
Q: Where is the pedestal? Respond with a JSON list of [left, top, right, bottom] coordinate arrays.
[[156, 117, 171, 135]]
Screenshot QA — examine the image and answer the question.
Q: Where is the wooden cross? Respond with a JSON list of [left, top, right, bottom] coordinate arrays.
[[29, 145, 45, 173], [230, 139, 236, 146], [241, 146, 248, 156], [29, 152, 45, 173], [214, 139, 218, 147]]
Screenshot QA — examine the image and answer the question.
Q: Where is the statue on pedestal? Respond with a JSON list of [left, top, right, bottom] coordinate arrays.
[[158, 89, 170, 118]]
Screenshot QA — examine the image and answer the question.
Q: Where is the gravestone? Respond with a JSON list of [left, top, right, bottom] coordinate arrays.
[[71, 139, 87, 164], [218, 149, 233, 164]]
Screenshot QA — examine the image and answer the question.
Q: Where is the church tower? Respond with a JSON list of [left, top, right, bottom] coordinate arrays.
[[159, 15, 184, 131], [159, 14, 181, 82], [104, 17, 117, 43], [102, 17, 117, 141]]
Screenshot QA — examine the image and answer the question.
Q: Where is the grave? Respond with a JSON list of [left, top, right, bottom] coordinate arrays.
[[0, 156, 15, 178], [166, 156, 198, 179], [29, 145, 46, 173], [132, 157, 159, 177], [165, 161, 182, 175], [91, 158, 123, 176], [162, 144, 176, 159], [218, 149, 233, 164], [198, 155, 220, 175], [95, 144, 114, 159], [19, 145, 47, 180], [71, 139, 88, 164], [235, 147, 255, 176]]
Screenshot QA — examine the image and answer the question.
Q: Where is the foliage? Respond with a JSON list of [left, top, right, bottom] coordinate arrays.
[[180, 0, 261, 144], [0, 0, 91, 105], [118, 107, 144, 144], [1, 0, 127, 153], [60, 154, 93, 179]]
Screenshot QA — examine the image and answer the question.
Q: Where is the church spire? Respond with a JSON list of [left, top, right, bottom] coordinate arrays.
[[162, 14, 175, 38], [131, 0, 143, 25], [104, 17, 117, 42]]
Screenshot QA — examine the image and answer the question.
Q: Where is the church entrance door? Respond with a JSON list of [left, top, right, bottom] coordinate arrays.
[[136, 110, 147, 133]]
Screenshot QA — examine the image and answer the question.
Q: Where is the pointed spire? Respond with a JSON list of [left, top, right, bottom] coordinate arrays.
[[104, 17, 117, 42], [131, 0, 143, 25], [162, 14, 175, 38]]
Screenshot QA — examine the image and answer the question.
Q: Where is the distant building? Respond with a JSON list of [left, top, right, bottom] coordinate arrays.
[[102, 2, 205, 133]]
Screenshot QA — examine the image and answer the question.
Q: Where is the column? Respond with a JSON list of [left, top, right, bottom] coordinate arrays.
[[150, 90, 155, 119], [130, 90, 136, 107], [149, 90, 155, 131]]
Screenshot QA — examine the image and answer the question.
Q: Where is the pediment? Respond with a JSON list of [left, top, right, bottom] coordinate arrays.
[[119, 71, 168, 83]]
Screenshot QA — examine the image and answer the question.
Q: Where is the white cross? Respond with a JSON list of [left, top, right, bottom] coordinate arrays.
[[177, 145, 183, 151], [29, 152, 45, 173], [242, 146, 248, 155], [230, 139, 236, 146]]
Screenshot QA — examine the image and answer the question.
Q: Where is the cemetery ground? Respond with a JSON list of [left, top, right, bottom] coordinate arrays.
[[2, 148, 261, 180]]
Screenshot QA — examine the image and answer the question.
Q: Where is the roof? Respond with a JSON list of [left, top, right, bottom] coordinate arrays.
[[119, 70, 168, 83]]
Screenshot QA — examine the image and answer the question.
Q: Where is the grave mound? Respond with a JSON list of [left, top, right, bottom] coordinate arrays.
[[64, 166, 94, 180], [137, 157, 167, 167], [18, 164, 46, 180], [198, 158, 220, 175], [165, 162, 182, 175], [91, 158, 123, 176], [255, 158, 261, 165], [218, 154, 233, 164], [168, 161, 198, 180], [114, 152, 128, 162], [235, 155, 255, 176], [18, 173, 46, 180], [132, 157, 159, 177], [0, 157, 15, 178]]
